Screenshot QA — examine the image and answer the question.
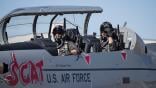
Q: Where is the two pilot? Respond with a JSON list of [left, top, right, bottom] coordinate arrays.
[[52, 22, 118, 55]]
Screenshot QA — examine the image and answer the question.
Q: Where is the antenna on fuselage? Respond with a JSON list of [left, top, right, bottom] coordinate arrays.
[[123, 21, 127, 27], [63, 18, 66, 30]]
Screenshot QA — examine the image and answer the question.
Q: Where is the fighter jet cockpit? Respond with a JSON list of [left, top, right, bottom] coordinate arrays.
[[0, 6, 147, 56], [0, 6, 104, 56]]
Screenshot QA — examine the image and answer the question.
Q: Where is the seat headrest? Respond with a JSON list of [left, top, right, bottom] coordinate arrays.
[[65, 28, 80, 42]]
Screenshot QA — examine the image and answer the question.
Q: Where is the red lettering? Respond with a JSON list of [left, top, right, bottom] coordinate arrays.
[[36, 60, 44, 81], [29, 61, 39, 84], [5, 53, 19, 86], [4, 52, 44, 86], [20, 63, 30, 85]]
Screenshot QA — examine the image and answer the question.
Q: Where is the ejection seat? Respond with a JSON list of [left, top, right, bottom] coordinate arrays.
[[65, 28, 103, 53], [82, 33, 102, 53], [65, 28, 81, 43]]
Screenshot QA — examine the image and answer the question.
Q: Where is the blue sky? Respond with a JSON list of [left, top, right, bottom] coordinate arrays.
[[0, 0, 156, 39]]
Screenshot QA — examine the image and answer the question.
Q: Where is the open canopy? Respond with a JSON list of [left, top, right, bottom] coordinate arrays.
[[0, 6, 103, 23], [0, 6, 103, 44]]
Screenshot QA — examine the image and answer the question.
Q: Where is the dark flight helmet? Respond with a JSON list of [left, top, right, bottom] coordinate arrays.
[[52, 25, 65, 35], [100, 21, 113, 33]]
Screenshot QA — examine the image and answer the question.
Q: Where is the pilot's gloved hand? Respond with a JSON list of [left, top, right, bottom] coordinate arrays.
[[70, 49, 78, 55], [108, 37, 113, 44]]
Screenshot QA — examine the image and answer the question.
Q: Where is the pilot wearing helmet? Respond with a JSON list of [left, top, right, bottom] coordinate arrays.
[[52, 25, 80, 56], [100, 21, 117, 51]]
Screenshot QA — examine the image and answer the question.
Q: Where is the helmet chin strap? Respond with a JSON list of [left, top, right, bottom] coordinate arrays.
[[56, 38, 64, 49], [54, 33, 66, 49]]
